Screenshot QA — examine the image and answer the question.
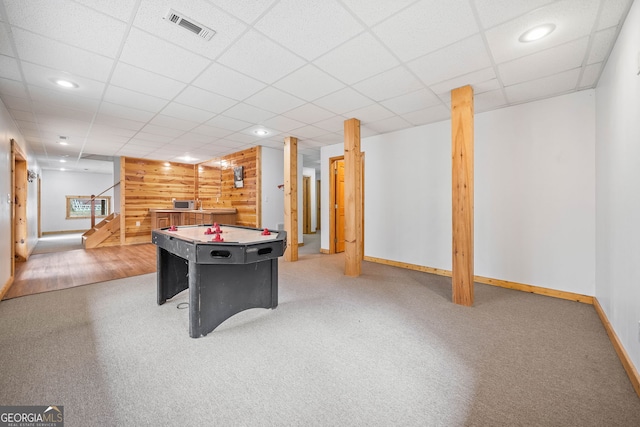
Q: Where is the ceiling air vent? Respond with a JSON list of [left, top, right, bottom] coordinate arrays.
[[163, 9, 215, 41]]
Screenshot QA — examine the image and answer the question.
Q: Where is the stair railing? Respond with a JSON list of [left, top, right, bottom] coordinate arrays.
[[90, 182, 120, 229]]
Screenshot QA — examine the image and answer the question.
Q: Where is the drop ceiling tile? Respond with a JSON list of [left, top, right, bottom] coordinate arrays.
[[0, 23, 13, 56], [12, 28, 114, 82], [260, 115, 306, 133], [345, 104, 395, 124], [89, 123, 138, 138], [499, 37, 589, 86], [73, 0, 139, 21], [313, 87, 373, 115], [173, 86, 237, 114], [244, 87, 306, 115], [372, 0, 479, 61], [93, 113, 146, 131], [211, 0, 278, 24], [110, 62, 187, 100], [475, 89, 508, 113], [485, 0, 599, 63], [254, 0, 363, 61], [148, 114, 200, 131], [22, 63, 106, 100], [126, 138, 165, 148], [224, 132, 261, 144], [341, 0, 415, 26], [313, 115, 348, 133], [98, 101, 155, 122], [429, 68, 498, 96], [311, 133, 342, 144], [380, 89, 442, 115], [134, 132, 176, 144], [365, 115, 411, 134], [160, 102, 217, 123], [283, 103, 334, 123], [177, 132, 217, 145], [504, 68, 581, 104], [28, 85, 101, 113], [0, 56, 18, 81], [4, 0, 127, 58], [596, 0, 633, 30], [217, 30, 306, 84], [291, 125, 329, 139], [352, 67, 423, 101], [221, 102, 277, 124], [474, 0, 555, 29], [273, 65, 345, 102], [579, 62, 602, 88], [103, 85, 168, 112], [400, 104, 450, 126], [133, 0, 247, 60], [141, 124, 187, 138], [0, 94, 30, 111], [190, 124, 234, 138], [33, 102, 95, 123], [314, 32, 399, 85], [9, 109, 35, 122], [206, 115, 253, 132], [119, 28, 211, 83], [588, 27, 617, 65], [408, 35, 493, 86], [0, 78, 27, 98], [192, 63, 266, 101]]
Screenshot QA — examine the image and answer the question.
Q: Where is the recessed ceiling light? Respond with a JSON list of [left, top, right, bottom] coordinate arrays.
[[51, 78, 79, 89], [60, 168, 66, 171], [519, 24, 556, 43], [254, 129, 269, 136], [58, 141, 68, 146], [59, 159, 66, 163]]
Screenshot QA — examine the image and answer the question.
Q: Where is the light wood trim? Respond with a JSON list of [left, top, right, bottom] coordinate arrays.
[[451, 85, 474, 306], [256, 146, 262, 228], [363, 256, 593, 304], [474, 275, 593, 304], [119, 156, 126, 245], [344, 118, 362, 276], [593, 298, 640, 399], [320, 248, 330, 254], [284, 137, 298, 261]]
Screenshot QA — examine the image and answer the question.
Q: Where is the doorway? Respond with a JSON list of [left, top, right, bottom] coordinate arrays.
[[11, 139, 28, 272], [329, 157, 345, 253], [303, 176, 311, 234]]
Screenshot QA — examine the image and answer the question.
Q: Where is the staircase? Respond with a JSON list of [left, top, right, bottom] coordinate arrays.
[[82, 213, 120, 249]]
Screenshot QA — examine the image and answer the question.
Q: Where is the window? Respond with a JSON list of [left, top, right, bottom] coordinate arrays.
[[66, 195, 111, 219]]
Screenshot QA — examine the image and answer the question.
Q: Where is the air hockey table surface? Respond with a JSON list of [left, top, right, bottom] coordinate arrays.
[[152, 224, 287, 338]]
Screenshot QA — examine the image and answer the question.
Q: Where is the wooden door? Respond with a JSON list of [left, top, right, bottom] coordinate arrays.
[[303, 176, 311, 234], [335, 160, 345, 253]]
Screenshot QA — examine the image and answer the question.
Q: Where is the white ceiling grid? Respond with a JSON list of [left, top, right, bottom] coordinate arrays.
[[0, 0, 633, 174]]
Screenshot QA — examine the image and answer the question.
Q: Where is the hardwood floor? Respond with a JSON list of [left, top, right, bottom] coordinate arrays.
[[3, 244, 157, 300]]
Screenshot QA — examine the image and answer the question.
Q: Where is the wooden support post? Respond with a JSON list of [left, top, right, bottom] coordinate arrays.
[[284, 137, 298, 262], [451, 85, 474, 306], [344, 118, 362, 276]]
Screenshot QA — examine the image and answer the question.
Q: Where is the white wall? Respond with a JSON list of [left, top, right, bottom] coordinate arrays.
[[261, 146, 284, 230], [321, 90, 596, 296], [260, 147, 304, 243], [595, 0, 640, 372], [41, 169, 114, 233], [303, 167, 317, 234]]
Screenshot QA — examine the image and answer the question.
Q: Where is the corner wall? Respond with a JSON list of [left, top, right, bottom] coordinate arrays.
[[595, 0, 640, 375], [321, 90, 596, 296]]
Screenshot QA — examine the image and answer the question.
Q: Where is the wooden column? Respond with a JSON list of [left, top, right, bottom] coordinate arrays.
[[344, 118, 362, 276], [284, 137, 298, 262], [451, 85, 474, 306]]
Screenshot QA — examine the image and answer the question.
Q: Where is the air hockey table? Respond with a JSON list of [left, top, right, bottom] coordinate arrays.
[[152, 224, 287, 338]]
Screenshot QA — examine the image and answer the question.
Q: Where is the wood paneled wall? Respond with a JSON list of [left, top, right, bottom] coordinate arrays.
[[119, 146, 260, 244], [121, 157, 196, 244], [213, 146, 260, 228]]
